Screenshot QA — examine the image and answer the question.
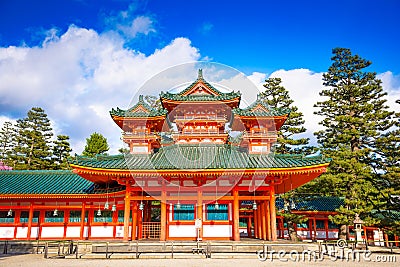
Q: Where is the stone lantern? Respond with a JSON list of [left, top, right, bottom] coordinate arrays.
[[353, 213, 364, 247]]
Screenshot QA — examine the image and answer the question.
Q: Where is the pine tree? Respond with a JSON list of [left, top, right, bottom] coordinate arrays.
[[259, 77, 312, 154], [314, 48, 394, 239], [82, 132, 109, 157], [375, 99, 400, 234], [52, 135, 72, 169], [13, 107, 53, 170], [0, 121, 15, 162]]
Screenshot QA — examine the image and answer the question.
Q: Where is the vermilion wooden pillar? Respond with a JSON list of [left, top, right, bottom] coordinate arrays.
[[261, 201, 267, 240], [80, 202, 86, 240], [257, 202, 262, 239], [270, 186, 277, 241], [123, 185, 131, 241], [253, 208, 258, 238], [247, 216, 252, 238], [131, 200, 138, 240], [233, 189, 240, 241], [197, 190, 203, 240], [27, 202, 33, 240], [160, 190, 167, 241], [266, 200, 271, 240]]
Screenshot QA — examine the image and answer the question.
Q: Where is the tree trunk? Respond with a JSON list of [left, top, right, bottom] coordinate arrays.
[[288, 221, 299, 241]]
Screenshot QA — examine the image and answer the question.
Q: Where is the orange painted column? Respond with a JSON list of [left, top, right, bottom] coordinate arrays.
[[261, 201, 267, 240], [123, 185, 131, 241], [233, 189, 240, 241], [79, 202, 86, 240], [270, 186, 277, 241], [253, 208, 258, 238], [257, 202, 262, 239], [266, 200, 271, 240], [247, 216, 252, 238], [160, 190, 167, 241], [197, 190, 203, 240], [26, 202, 34, 240], [131, 200, 138, 240]]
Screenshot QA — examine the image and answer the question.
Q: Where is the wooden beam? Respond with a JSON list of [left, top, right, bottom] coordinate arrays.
[[131, 201, 138, 240], [197, 190, 203, 241], [80, 202, 86, 240], [261, 201, 267, 240], [26, 202, 33, 240]]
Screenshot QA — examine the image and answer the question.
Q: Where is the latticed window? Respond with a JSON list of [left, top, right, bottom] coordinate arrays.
[[117, 210, 132, 223], [206, 204, 228, 221], [69, 210, 88, 223], [20, 211, 40, 223], [316, 220, 325, 229], [173, 204, 195, 221], [45, 210, 64, 223], [296, 221, 308, 228], [94, 210, 112, 222], [328, 221, 338, 229], [0, 211, 14, 223]]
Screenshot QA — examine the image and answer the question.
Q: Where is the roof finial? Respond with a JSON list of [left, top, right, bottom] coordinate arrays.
[[198, 69, 203, 79], [139, 95, 144, 102]]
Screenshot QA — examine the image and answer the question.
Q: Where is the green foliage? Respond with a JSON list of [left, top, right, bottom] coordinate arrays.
[[82, 132, 109, 157], [118, 147, 130, 154], [260, 77, 312, 154], [52, 135, 72, 169], [144, 95, 162, 111], [12, 107, 54, 170], [0, 121, 15, 163], [313, 48, 395, 238]]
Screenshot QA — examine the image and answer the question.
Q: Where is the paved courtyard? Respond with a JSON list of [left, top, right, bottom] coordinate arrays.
[[0, 253, 398, 267]]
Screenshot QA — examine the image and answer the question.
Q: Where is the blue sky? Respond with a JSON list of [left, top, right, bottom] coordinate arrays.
[[1, 0, 399, 74], [0, 0, 399, 153]]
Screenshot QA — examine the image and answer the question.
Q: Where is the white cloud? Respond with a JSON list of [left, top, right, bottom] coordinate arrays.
[[0, 25, 200, 154], [117, 16, 156, 38]]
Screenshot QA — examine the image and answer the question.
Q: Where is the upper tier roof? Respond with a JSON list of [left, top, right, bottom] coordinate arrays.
[[70, 144, 330, 171], [110, 95, 168, 118], [160, 69, 241, 103], [0, 170, 94, 195], [233, 95, 290, 117]]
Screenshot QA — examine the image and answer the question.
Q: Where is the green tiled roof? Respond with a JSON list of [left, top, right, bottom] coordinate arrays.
[[160, 91, 241, 102], [233, 96, 290, 117], [160, 69, 241, 102], [70, 144, 330, 171], [276, 196, 344, 212], [0, 170, 94, 195], [110, 95, 168, 118]]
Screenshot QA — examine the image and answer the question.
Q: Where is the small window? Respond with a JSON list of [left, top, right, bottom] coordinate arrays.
[[174, 204, 195, 221], [69, 211, 88, 223], [94, 210, 112, 222], [328, 221, 338, 229], [206, 204, 228, 221], [0, 210, 14, 223], [316, 220, 325, 229], [118, 210, 132, 223], [296, 221, 308, 228], [45, 210, 64, 223]]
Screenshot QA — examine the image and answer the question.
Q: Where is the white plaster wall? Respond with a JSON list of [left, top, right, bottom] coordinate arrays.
[[30, 227, 39, 238], [16, 227, 28, 238], [115, 226, 124, 238], [203, 225, 232, 237], [0, 227, 14, 238], [316, 230, 326, 239], [90, 226, 113, 238], [169, 225, 196, 237], [66, 227, 81, 238], [41, 227, 64, 238], [328, 231, 338, 239], [297, 230, 310, 239]]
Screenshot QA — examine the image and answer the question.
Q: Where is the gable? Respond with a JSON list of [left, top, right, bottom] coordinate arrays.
[[181, 81, 220, 97], [131, 105, 150, 114], [251, 104, 269, 113]]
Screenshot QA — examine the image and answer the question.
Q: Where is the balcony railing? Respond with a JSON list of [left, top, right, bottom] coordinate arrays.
[[174, 115, 227, 121]]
